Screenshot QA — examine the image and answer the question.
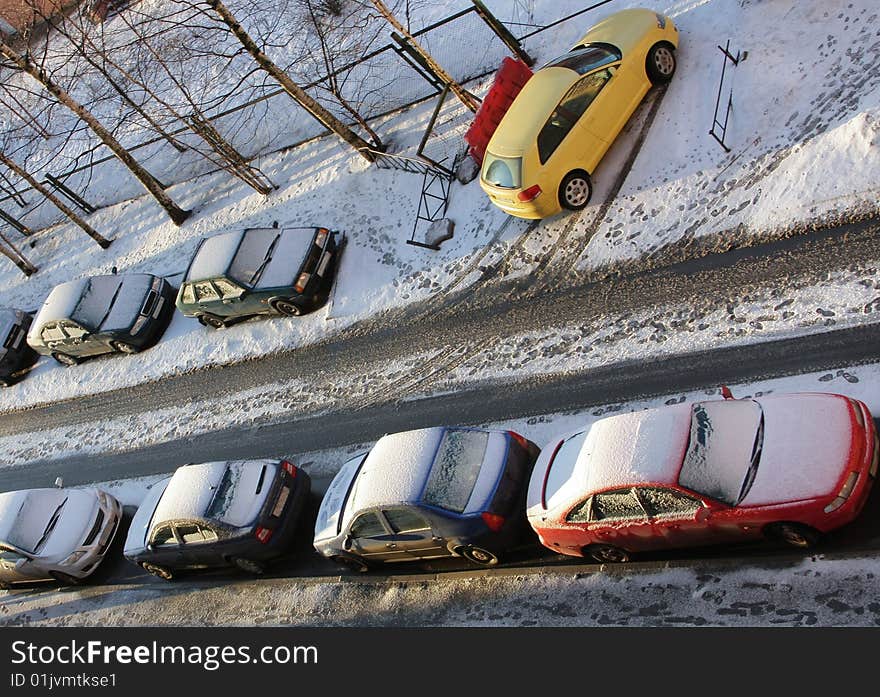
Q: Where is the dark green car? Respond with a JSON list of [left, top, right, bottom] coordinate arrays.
[[176, 226, 341, 328]]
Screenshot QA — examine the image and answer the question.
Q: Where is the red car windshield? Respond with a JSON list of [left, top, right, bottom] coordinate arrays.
[[678, 401, 764, 505]]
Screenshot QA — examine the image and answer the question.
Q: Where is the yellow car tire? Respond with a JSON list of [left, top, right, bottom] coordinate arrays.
[[646, 42, 677, 85], [559, 170, 593, 211]]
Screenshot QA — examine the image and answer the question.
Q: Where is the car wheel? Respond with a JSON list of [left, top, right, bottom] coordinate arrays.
[[330, 555, 369, 573], [232, 557, 265, 575], [458, 545, 499, 566], [585, 544, 630, 563], [49, 571, 82, 585], [646, 42, 676, 84], [763, 522, 822, 549], [0, 580, 10, 591], [197, 313, 226, 329], [110, 340, 138, 354], [51, 352, 79, 366], [141, 562, 174, 581], [559, 170, 593, 211], [271, 298, 303, 317]]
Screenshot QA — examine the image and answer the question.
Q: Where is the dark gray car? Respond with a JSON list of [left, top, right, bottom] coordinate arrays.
[[0, 308, 39, 387], [124, 459, 311, 579], [27, 273, 176, 366], [313, 427, 539, 572]]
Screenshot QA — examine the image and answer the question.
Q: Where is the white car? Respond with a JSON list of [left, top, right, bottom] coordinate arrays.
[[0, 487, 122, 588]]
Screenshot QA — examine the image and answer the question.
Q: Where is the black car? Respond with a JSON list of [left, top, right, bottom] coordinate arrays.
[[27, 273, 176, 366], [124, 459, 311, 579], [0, 308, 39, 386], [313, 427, 539, 572]]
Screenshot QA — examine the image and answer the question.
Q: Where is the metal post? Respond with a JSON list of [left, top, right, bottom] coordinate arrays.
[[470, 0, 534, 66], [43, 174, 97, 214]]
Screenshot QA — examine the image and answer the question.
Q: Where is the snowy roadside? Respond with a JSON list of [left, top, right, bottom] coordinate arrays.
[[0, 0, 876, 414], [2, 553, 877, 627]]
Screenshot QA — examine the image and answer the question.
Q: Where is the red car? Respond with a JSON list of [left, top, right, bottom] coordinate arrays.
[[526, 392, 878, 563]]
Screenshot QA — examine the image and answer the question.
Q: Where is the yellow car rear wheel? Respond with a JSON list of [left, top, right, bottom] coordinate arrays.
[[559, 170, 593, 211]]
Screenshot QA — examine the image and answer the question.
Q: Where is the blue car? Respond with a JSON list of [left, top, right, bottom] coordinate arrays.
[[313, 426, 539, 572]]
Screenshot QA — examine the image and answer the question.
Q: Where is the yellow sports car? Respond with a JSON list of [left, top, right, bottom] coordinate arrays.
[[479, 8, 679, 219]]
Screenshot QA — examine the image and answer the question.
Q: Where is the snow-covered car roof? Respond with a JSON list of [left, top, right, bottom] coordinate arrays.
[[149, 460, 278, 530], [185, 230, 243, 282], [31, 278, 89, 327], [342, 427, 510, 519]]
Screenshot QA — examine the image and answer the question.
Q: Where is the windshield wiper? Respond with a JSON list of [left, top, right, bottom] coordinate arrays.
[[33, 497, 67, 553], [735, 412, 765, 506], [248, 233, 281, 285]]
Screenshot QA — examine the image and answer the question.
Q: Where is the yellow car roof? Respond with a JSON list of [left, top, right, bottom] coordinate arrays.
[[486, 66, 578, 158]]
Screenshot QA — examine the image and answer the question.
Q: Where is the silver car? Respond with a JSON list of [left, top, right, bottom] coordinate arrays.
[[0, 487, 122, 588]]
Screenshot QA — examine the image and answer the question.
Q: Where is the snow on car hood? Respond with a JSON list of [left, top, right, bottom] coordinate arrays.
[[739, 394, 855, 506], [0, 488, 98, 560]]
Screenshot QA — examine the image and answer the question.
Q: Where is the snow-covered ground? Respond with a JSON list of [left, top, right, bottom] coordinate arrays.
[[0, 0, 877, 415]]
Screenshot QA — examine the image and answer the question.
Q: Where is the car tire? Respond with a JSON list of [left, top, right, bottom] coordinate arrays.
[[110, 340, 138, 354], [0, 580, 10, 591], [585, 544, 630, 563], [51, 352, 79, 367], [457, 545, 499, 566], [49, 571, 82, 585], [141, 562, 174, 581], [330, 555, 369, 573], [558, 170, 593, 211], [763, 522, 822, 549], [197, 313, 226, 329], [646, 42, 676, 84], [232, 557, 265, 575], [271, 298, 303, 317]]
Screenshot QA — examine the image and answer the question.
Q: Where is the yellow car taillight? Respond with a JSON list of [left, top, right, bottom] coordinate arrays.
[[824, 472, 859, 513]]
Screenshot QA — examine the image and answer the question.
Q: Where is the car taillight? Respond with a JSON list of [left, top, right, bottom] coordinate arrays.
[[255, 526, 273, 544], [481, 511, 505, 532], [281, 460, 297, 477], [314, 228, 329, 247], [517, 185, 542, 202], [294, 272, 311, 293], [824, 472, 859, 513]]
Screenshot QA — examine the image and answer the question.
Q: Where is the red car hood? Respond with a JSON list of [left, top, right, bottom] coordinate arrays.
[[739, 394, 855, 507]]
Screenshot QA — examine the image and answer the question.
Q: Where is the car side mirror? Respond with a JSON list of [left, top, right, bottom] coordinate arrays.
[[342, 535, 353, 552]]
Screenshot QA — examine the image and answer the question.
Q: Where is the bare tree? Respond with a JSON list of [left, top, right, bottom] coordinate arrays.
[[200, 0, 379, 161], [367, 0, 479, 112], [0, 229, 37, 275], [0, 150, 112, 248], [0, 38, 192, 225]]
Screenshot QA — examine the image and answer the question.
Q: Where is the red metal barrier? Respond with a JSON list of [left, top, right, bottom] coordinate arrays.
[[465, 57, 533, 165]]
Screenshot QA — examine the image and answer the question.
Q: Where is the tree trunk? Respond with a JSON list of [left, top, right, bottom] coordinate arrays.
[[0, 152, 112, 249], [0, 41, 192, 226], [0, 233, 37, 276], [370, 0, 479, 112], [205, 0, 378, 162]]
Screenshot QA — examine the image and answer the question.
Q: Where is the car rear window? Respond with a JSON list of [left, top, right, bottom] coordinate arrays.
[[482, 154, 522, 189], [423, 429, 489, 513], [543, 43, 621, 74]]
